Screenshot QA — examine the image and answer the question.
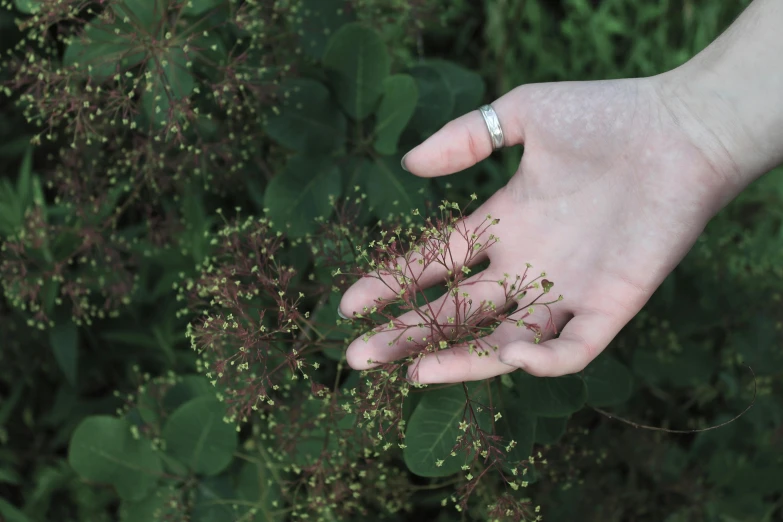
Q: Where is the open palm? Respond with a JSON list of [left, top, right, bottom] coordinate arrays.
[[339, 76, 743, 383]]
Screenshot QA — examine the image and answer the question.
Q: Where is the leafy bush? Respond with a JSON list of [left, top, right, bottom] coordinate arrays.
[[0, 0, 781, 521]]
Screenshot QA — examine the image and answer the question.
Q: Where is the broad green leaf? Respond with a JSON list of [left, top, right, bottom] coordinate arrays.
[[425, 59, 485, 118], [237, 459, 282, 521], [266, 78, 347, 154], [13, 0, 40, 14], [68, 416, 162, 501], [163, 375, 213, 412], [404, 384, 488, 477], [583, 354, 634, 407], [135, 387, 161, 427], [510, 371, 587, 417], [264, 156, 342, 237], [162, 397, 238, 476], [493, 383, 536, 469], [322, 23, 390, 120], [119, 491, 168, 522], [373, 74, 418, 155], [534, 415, 569, 445], [296, 0, 354, 60], [113, 0, 166, 32], [312, 293, 353, 361], [357, 156, 428, 219], [182, 0, 222, 17], [161, 47, 195, 99], [63, 17, 145, 81], [142, 46, 194, 128], [192, 474, 236, 522], [49, 320, 78, 387], [181, 182, 210, 264], [191, 30, 228, 80], [407, 63, 454, 136], [0, 499, 31, 522]]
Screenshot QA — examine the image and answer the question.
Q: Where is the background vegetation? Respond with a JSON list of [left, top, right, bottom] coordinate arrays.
[[1, 0, 781, 521]]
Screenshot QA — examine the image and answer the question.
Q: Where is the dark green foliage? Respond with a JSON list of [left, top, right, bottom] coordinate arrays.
[[0, 1, 780, 521]]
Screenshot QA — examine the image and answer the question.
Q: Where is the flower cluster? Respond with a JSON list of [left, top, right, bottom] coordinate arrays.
[[180, 197, 561, 520]]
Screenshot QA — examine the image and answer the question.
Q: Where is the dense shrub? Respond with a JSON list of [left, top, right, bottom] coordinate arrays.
[[0, 1, 780, 521]]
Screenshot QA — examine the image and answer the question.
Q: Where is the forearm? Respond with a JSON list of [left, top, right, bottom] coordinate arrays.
[[653, 0, 783, 188]]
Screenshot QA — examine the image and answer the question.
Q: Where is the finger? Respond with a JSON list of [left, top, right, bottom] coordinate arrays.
[[345, 269, 507, 371], [338, 200, 500, 319], [401, 87, 527, 177], [498, 311, 627, 377], [407, 306, 568, 384]]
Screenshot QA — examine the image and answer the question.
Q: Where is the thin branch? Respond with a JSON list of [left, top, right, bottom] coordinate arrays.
[[592, 365, 757, 434]]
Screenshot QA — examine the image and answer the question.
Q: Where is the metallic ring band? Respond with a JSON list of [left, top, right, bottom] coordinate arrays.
[[478, 104, 505, 150]]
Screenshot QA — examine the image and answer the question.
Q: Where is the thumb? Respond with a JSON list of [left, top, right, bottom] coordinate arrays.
[[498, 312, 627, 377], [401, 86, 527, 177]]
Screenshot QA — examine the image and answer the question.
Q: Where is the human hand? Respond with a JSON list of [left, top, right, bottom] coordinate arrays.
[[338, 75, 748, 384]]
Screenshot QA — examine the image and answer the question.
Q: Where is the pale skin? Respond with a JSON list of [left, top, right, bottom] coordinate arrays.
[[338, 0, 783, 383]]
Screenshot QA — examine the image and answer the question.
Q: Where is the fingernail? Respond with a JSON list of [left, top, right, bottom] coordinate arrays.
[[337, 308, 349, 320], [400, 152, 410, 172]]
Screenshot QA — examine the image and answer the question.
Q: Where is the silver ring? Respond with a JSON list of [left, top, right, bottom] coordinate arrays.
[[478, 104, 505, 150]]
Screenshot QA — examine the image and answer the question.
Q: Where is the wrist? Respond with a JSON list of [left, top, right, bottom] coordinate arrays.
[[650, 0, 783, 193], [649, 67, 762, 194]]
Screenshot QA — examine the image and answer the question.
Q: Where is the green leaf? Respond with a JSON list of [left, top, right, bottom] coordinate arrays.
[[406, 63, 455, 136], [113, 0, 166, 31], [264, 156, 342, 237], [493, 383, 536, 469], [236, 459, 282, 521], [135, 387, 161, 427], [424, 59, 485, 118], [191, 30, 228, 79], [510, 372, 587, 417], [312, 293, 353, 361], [142, 46, 194, 128], [322, 23, 390, 120], [182, 0, 222, 17], [119, 491, 168, 522], [0, 499, 31, 522], [13, 0, 40, 15], [181, 182, 210, 264], [373, 74, 418, 155], [68, 416, 162, 501], [49, 320, 78, 387], [163, 375, 213, 412], [63, 17, 145, 81], [265, 78, 347, 154], [162, 397, 238, 476], [162, 47, 195, 100], [192, 474, 236, 521], [583, 354, 634, 407], [404, 384, 487, 477], [358, 156, 428, 218], [296, 0, 354, 60], [534, 415, 569, 445]]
